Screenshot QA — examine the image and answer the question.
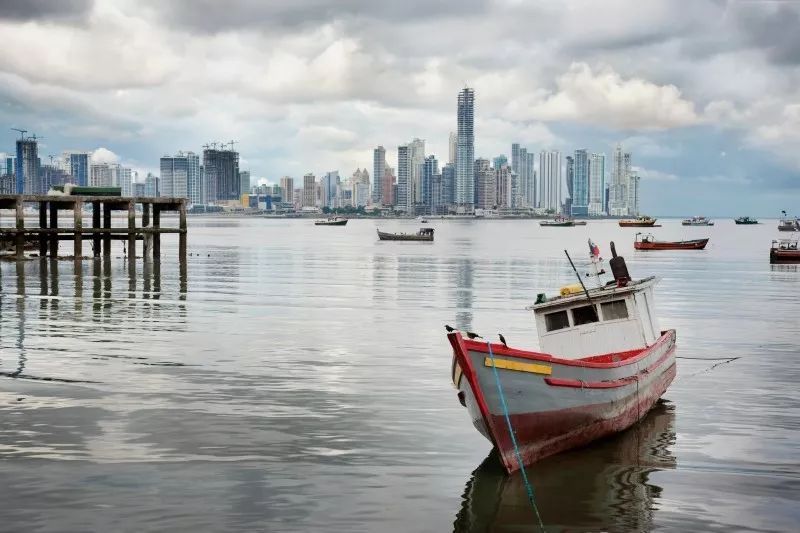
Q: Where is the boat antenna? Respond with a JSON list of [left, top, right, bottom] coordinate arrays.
[[564, 249, 599, 319]]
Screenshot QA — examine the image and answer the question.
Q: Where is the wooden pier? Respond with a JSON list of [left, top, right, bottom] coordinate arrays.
[[0, 195, 187, 261]]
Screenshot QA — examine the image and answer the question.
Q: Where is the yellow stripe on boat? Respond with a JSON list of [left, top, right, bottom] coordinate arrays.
[[484, 357, 552, 375]]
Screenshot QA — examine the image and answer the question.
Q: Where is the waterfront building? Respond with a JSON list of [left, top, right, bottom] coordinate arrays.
[[629, 174, 641, 216], [493, 154, 508, 170], [572, 149, 589, 217], [495, 164, 512, 208], [62, 152, 89, 187], [511, 143, 520, 175], [588, 153, 606, 216], [239, 170, 251, 197], [442, 163, 455, 209], [382, 166, 395, 207], [15, 137, 39, 194], [115, 165, 133, 196], [538, 150, 562, 212], [203, 147, 240, 204], [475, 158, 495, 209], [609, 144, 632, 216], [372, 146, 385, 204], [422, 155, 439, 213], [280, 177, 294, 205], [134, 181, 146, 197], [4, 154, 14, 177], [448, 132, 457, 165], [39, 164, 73, 192], [321, 171, 339, 208], [397, 144, 411, 212], [160, 151, 199, 200], [90, 163, 112, 187], [303, 173, 316, 207], [144, 172, 159, 197], [455, 87, 475, 211], [409, 138, 425, 205], [524, 151, 536, 207]]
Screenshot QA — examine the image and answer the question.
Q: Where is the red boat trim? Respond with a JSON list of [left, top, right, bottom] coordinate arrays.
[[460, 330, 673, 369], [544, 345, 674, 388]]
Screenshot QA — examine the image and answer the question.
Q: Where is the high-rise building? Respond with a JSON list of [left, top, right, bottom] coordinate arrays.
[[239, 170, 251, 197], [474, 158, 495, 209], [565, 156, 574, 200], [422, 155, 439, 213], [4, 155, 14, 177], [523, 152, 536, 207], [442, 163, 455, 209], [203, 147, 240, 203], [382, 166, 395, 207], [493, 155, 508, 170], [609, 144, 632, 216], [455, 87, 475, 211], [397, 144, 411, 212], [303, 174, 316, 207], [588, 153, 606, 216], [629, 174, 640, 216], [372, 146, 386, 205], [572, 149, 590, 217], [114, 165, 133, 196], [144, 172, 159, 197], [280, 177, 294, 205], [496, 165, 512, 208], [321, 171, 339, 208], [448, 132, 457, 165], [538, 150, 562, 212], [511, 143, 520, 175], [15, 138, 39, 194], [409, 138, 425, 205], [90, 163, 112, 187], [160, 151, 199, 199], [62, 152, 89, 187]]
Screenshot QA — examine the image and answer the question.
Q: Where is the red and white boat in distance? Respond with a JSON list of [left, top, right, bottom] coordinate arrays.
[[447, 243, 676, 474]]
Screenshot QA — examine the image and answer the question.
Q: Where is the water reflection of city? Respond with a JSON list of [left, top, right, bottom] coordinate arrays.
[[0, 256, 187, 382], [454, 400, 677, 533]]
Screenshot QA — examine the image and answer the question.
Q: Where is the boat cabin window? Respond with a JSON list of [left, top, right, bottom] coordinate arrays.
[[544, 310, 570, 332], [572, 305, 599, 326], [601, 300, 629, 321]]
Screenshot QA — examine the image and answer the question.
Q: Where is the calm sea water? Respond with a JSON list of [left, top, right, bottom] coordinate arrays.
[[0, 218, 798, 532]]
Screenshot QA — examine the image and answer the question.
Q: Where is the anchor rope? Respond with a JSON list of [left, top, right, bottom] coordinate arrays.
[[486, 341, 546, 532]]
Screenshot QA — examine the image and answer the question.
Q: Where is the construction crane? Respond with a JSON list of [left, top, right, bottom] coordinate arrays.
[[228, 140, 237, 152], [11, 128, 27, 140]]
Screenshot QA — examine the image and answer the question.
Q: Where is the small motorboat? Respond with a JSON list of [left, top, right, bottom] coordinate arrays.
[[619, 216, 657, 227], [446, 241, 676, 473], [778, 211, 799, 231], [314, 216, 348, 226], [681, 216, 714, 226], [634, 233, 708, 250], [377, 227, 434, 241], [770, 238, 800, 264], [540, 216, 575, 227], [416, 216, 430, 223], [734, 216, 759, 225]]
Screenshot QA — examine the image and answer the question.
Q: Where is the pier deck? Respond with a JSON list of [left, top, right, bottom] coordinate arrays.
[[0, 195, 187, 261]]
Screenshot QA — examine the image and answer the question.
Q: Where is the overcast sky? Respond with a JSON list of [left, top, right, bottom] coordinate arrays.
[[0, 0, 798, 215]]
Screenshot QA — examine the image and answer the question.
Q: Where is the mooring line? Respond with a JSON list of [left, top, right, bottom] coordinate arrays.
[[487, 341, 546, 532]]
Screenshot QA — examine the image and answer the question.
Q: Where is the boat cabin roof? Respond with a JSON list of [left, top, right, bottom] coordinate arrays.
[[419, 227, 434, 234], [530, 276, 658, 312], [773, 238, 798, 249]]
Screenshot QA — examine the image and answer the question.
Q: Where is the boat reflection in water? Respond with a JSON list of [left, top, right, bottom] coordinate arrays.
[[454, 400, 676, 532]]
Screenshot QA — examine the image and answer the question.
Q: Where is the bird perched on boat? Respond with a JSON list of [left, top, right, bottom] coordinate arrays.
[[498, 333, 508, 348], [444, 325, 456, 333], [466, 331, 482, 340]]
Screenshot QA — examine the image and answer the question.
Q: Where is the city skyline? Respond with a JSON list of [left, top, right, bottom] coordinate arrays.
[[0, 1, 798, 216]]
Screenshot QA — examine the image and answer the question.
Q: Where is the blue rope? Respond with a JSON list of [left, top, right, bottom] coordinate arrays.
[[487, 341, 546, 531]]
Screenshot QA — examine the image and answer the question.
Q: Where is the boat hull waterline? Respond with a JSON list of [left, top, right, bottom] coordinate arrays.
[[376, 229, 434, 241], [448, 330, 676, 473], [634, 238, 709, 250]]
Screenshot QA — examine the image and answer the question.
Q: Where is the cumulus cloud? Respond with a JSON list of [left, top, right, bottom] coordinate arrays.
[[504, 63, 700, 130], [91, 147, 120, 164]]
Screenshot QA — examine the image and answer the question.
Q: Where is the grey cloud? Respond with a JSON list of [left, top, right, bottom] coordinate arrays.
[[0, 0, 93, 22], [147, 0, 489, 34], [733, 3, 800, 65]]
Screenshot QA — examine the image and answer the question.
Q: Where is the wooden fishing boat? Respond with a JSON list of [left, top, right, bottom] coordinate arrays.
[[446, 243, 676, 473], [634, 233, 708, 250], [770, 238, 800, 264], [619, 216, 657, 227], [734, 216, 759, 225], [540, 216, 575, 227], [377, 227, 434, 241], [681, 216, 714, 226], [314, 216, 348, 226]]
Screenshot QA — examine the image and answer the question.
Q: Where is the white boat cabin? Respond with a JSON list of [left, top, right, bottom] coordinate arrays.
[[531, 277, 661, 359]]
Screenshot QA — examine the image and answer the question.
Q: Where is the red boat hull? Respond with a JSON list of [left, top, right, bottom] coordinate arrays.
[[634, 239, 708, 250], [448, 331, 676, 473], [770, 249, 800, 263]]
